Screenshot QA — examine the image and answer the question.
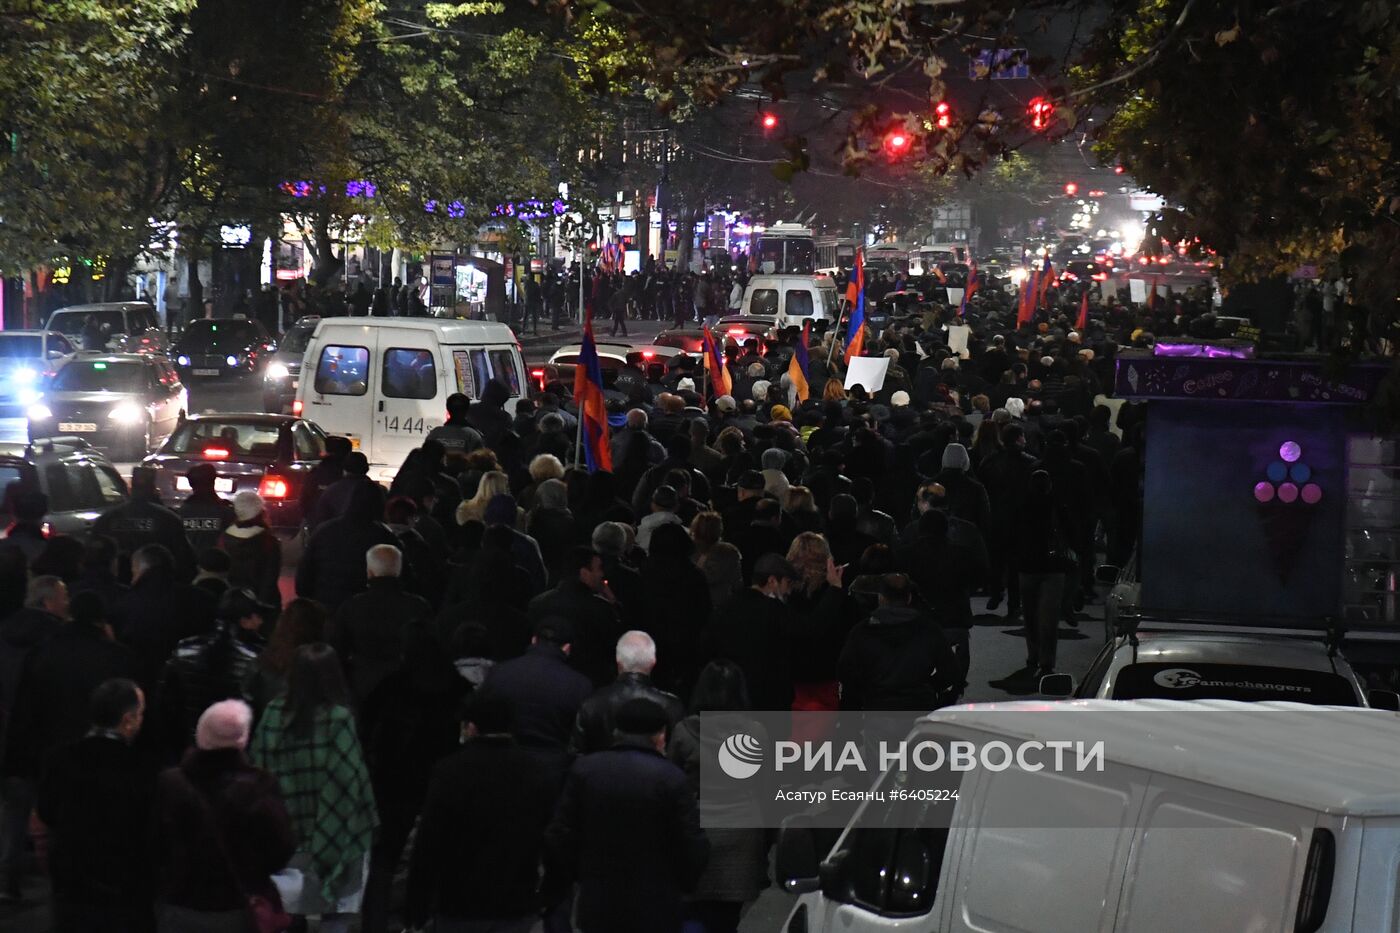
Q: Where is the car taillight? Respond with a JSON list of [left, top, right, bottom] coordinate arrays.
[[203, 447, 230, 460], [727, 328, 745, 336], [291, 399, 303, 416], [642, 350, 655, 359], [1092, 272, 1108, 281], [531, 368, 546, 391], [259, 475, 289, 498]]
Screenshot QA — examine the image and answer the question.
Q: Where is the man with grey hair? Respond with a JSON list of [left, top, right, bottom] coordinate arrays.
[[330, 542, 432, 707], [591, 522, 645, 631], [571, 630, 683, 754], [609, 407, 664, 467]]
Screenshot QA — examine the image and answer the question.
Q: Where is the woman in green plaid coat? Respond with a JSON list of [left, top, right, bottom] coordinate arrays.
[[251, 643, 378, 933]]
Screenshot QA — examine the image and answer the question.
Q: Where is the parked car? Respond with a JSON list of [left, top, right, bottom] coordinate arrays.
[[27, 353, 187, 461], [0, 438, 128, 535], [46, 302, 169, 355], [141, 413, 330, 530], [173, 318, 277, 378], [261, 315, 320, 413], [0, 330, 76, 411], [1040, 624, 1395, 707]]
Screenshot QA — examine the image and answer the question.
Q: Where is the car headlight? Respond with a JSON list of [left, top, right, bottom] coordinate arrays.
[[265, 362, 291, 381], [109, 403, 144, 424], [16, 388, 40, 407], [225, 354, 240, 367], [176, 354, 191, 367], [11, 367, 37, 385], [26, 403, 52, 421]]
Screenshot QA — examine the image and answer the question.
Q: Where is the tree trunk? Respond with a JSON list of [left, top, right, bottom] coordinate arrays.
[[186, 249, 204, 327], [676, 205, 696, 272], [307, 209, 344, 286], [103, 254, 135, 302]]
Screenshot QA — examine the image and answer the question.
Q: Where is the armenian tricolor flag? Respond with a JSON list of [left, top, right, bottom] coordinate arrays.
[[844, 248, 866, 365], [1036, 257, 1055, 308], [573, 310, 612, 472], [702, 323, 732, 398], [1077, 290, 1090, 331], [788, 320, 811, 402]]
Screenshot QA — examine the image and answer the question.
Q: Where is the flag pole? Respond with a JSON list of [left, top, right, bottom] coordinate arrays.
[[825, 303, 847, 369]]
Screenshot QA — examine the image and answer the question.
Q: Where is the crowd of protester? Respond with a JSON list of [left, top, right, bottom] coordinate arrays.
[[0, 271, 1174, 933]]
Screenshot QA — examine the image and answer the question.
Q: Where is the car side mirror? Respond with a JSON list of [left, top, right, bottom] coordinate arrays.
[[817, 848, 850, 900], [46, 349, 65, 360], [1040, 673, 1076, 698], [1094, 564, 1122, 585], [1368, 689, 1400, 711], [775, 826, 821, 895], [887, 833, 935, 914]]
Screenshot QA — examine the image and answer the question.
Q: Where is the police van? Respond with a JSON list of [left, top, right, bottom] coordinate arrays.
[[296, 318, 525, 474]]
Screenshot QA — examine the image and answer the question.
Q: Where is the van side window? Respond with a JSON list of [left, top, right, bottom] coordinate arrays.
[[382, 348, 437, 399], [487, 349, 521, 396], [314, 345, 370, 396], [785, 290, 815, 317], [751, 289, 779, 315], [470, 351, 490, 398]]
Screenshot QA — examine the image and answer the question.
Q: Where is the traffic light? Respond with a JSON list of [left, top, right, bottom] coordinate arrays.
[[933, 101, 952, 129], [761, 112, 778, 130], [883, 130, 911, 157], [1029, 97, 1055, 132], [1064, 182, 1078, 197]]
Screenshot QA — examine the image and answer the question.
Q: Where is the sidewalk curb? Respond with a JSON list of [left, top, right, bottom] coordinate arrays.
[[517, 328, 581, 346]]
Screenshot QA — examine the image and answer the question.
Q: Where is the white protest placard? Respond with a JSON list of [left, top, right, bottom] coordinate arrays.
[[945, 287, 964, 308], [947, 323, 971, 359], [845, 356, 891, 393], [1128, 278, 1147, 305]]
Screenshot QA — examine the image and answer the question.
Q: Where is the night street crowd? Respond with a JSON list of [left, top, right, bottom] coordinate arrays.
[[0, 269, 1213, 933]]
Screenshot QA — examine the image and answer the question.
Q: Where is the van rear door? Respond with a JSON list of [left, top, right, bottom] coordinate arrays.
[[446, 344, 525, 415], [372, 327, 443, 466], [304, 331, 375, 455]]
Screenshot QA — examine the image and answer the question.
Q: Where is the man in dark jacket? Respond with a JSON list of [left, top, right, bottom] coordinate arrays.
[[109, 544, 218, 689], [300, 435, 351, 531], [158, 588, 269, 753], [36, 678, 152, 932], [702, 553, 798, 712], [480, 618, 594, 751], [296, 483, 400, 612], [331, 543, 432, 707], [0, 574, 68, 900], [2, 592, 138, 790], [977, 423, 1040, 616], [545, 699, 708, 933], [424, 392, 485, 461], [406, 691, 566, 932], [310, 451, 386, 530], [466, 378, 514, 451], [1, 488, 49, 562], [572, 631, 683, 754], [177, 464, 235, 557], [837, 573, 958, 711], [528, 547, 624, 688], [93, 467, 195, 581]]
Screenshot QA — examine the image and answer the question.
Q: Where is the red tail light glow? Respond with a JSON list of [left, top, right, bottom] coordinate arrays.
[[727, 328, 746, 336], [291, 400, 303, 416], [641, 350, 655, 359], [203, 447, 230, 460], [259, 475, 289, 498], [1091, 273, 1109, 281]]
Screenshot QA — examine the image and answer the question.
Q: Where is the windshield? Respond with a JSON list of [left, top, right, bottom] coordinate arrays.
[[50, 360, 145, 392], [0, 336, 62, 359], [1111, 662, 1359, 705], [182, 320, 260, 347], [166, 420, 283, 457], [50, 310, 126, 336], [279, 323, 316, 354]]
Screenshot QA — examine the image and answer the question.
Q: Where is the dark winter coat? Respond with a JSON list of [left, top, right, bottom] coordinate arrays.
[[702, 588, 795, 712], [295, 516, 399, 612], [478, 643, 593, 751], [571, 672, 684, 755], [837, 605, 958, 711], [528, 580, 624, 688], [110, 568, 219, 688], [179, 492, 236, 557], [329, 577, 433, 706], [93, 495, 196, 580], [217, 524, 282, 608], [159, 625, 264, 753]]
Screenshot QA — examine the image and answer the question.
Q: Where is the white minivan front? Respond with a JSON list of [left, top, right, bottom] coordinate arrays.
[[742, 274, 841, 329], [298, 318, 524, 471]]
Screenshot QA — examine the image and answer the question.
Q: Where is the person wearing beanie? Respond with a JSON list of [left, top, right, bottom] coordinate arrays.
[[931, 442, 991, 533], [545, 695, 707, 933], [154, 694, 295, 933], [178, 463, 236, 557], [217, 491, 282, 609]]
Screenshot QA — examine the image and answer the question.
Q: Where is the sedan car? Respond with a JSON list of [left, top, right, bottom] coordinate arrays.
[[0, 438, 128, 535], [141, 413, 330, 530], [27, 354, 187, 461], [0, 331, 76, 411], [653, 328, 706, 354], [715, 315, 780, 354], [261, 315, 320, 413], [1041, 626, 1396, 708], [173, 318, 277, 378]]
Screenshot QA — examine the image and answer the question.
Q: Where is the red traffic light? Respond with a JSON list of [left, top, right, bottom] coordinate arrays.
[[761, 113, 778, 130], [1029, 97, 1055, 132], [883, 131, 911, 156], [1064, 182, 1079, 196], [934, 101, 952, 129]]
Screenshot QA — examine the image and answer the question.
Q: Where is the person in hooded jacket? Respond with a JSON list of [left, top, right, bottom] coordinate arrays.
[[423, 392, 485, 460], [836, 573, 958, 712], [1, 488, 49, 563], [109, 545, 219, 689], [929, 442, 991, 534], [179, 464, 236, 557], [217, 491, 282, 610], [466, 378, 514, 451], [296, 484, 400, 613], [301, 435, 352, 532]]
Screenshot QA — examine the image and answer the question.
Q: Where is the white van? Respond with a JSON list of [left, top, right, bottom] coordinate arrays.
[[741, 273, 841, 328], [779, 699, 1400, 933], [296, 318, 525, 472]]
